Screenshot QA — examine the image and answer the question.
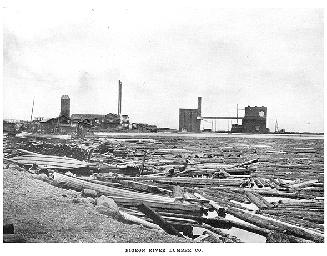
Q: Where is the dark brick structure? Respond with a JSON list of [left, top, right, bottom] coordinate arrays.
[[60, 95, 70, 118], [179, 109, 201, 132], [242, 106, 268, 133]]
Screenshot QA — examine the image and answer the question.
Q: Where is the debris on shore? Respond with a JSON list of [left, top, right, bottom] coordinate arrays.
[[3, 133, 324, 243]]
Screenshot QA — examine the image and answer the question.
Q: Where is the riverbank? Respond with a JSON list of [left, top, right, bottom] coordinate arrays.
[[3, 167, 187, 243]]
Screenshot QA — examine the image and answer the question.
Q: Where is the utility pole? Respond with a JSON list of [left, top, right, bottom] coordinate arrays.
[[118, 80, 122, 116], [237, 104, 238, 124], [30, 97, 35, 122]]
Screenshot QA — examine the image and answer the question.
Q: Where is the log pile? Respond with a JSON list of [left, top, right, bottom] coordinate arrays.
[[3, 133, 324, 243]]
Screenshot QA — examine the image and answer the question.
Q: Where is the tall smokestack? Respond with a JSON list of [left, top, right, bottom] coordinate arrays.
[[118, 80, 122, 115], [197, 97, 202, 117]]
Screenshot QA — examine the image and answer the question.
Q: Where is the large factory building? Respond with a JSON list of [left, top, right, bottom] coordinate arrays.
[[179, 97, 268, 133], [179, 97, 202, 133]]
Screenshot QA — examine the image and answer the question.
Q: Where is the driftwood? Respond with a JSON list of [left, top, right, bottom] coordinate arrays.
[[277, 201, 323, 208], [193, 193, 273, 236], [117, 179, 172, 195], [169, 222, 194, 238], [253, 178, 264, 188], [137, 203, 184, 237], [159, 211, 272, 236], [172, 186, 184, 199], [201, 188, 250, 204], [244, 191, 273, 209], [291, 180, 320, 189], [119, 211, 162, 230], [17, 149, 89, 163], [159, 212, 231, 229], [259, 209, 324, 224], [194, 192, 250, 211], [232, 159, 258, 168], [114, 176, 246, 187], [53, 172, 175, 203], [200, 224, 242, 243], [226, 207, 324, 243], [261, 213, 324, 233], [224, 187, 306, 199], [77, 176, 123, 188], [162, 216, 198, 225], [110, 196, 203, 214], [183, 192, 209, 203], [8, 150, 91, 170], [194, 234, 210, 242], [266, 231, 312, 243]]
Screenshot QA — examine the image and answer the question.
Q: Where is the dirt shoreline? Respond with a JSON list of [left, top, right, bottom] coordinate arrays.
[[3, 167, 188, 243]]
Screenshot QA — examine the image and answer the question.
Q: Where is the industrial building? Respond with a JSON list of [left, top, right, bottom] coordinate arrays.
[[69, 80, 127, 129], [70, 113, 123, 128], [179, 97, 268, 133], [179, 97, 202, 133], [179, 109, 201, 133], [60, 95, 70, 118], [35, 80, 160, 133], [241, 106, 268, 133]]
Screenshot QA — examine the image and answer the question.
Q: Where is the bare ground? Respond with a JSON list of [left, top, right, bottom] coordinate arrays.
[[3, 167, 188, 243]]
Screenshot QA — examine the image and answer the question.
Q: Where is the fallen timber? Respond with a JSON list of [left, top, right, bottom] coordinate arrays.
[[226, 207, 324, 243], [291, 179, 320, 189], [199, 224, 242, 243], [218, 187, 308, 199], [201, 187, 250, 204], [244, 191, 274, 209], [6, 159, 89, 170], [195, 192, 324, 240], [111, 176, 246, 187], [195, 192, 252, 211], [260, 213, 324, 233], [137, 203, 184, 237], [53, 172, 175, 204], [115, 179, 172, 196], [159, 212, 271, 236], [7, 149, 91, 170], [77, 176, 124, 188], [52, 172, 204, 215], [4, 134, 324, 243], [119, 210, 162, 230], [107, 196, 204, 215], [276, 200, 323, 208], [258, 209, 324, 224]]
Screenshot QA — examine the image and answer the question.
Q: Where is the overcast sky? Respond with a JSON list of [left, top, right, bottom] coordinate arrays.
[[3, 5, 324, 132]]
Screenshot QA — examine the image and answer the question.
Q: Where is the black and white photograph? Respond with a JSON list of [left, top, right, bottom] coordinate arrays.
[[1, 0, 325, 250]]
